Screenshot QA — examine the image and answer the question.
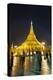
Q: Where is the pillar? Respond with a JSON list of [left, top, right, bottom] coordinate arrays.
[[11, 55, 20, 76]]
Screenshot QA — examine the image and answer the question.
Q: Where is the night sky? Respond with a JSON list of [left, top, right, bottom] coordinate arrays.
[[8, 3, 51, 46]]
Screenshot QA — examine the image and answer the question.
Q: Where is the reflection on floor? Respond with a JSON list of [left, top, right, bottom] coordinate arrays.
[[11, 55, 51, 76]]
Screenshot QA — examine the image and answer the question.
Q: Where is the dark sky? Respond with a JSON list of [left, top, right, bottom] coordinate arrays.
[[8, 3, 51, 46]]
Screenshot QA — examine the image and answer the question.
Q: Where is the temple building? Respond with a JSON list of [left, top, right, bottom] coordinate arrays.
[[9, 21, 51, 76], [10, 21, 46, 56]]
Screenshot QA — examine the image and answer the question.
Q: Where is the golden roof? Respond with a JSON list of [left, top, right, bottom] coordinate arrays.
[[14, 21, 43, 53]]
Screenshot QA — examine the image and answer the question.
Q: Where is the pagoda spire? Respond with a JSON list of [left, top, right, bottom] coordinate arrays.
[[30, 20, 34, 33]]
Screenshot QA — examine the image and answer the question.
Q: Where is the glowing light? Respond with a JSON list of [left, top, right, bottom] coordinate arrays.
[[27, 52, 29, 55], [14, 45, 17, 48], [41, 51, 44, 55], [42, 42, 45, 45], [30, 52, 32, 55], [34, 51, 36, 54]]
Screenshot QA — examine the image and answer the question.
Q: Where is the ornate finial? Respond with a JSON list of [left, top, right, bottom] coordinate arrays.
[[30, 20, 33, 33], [31, 20, 32, 26]]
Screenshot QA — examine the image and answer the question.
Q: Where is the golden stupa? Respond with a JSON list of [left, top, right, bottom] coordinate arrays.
[[10, 21, 45, 56]]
